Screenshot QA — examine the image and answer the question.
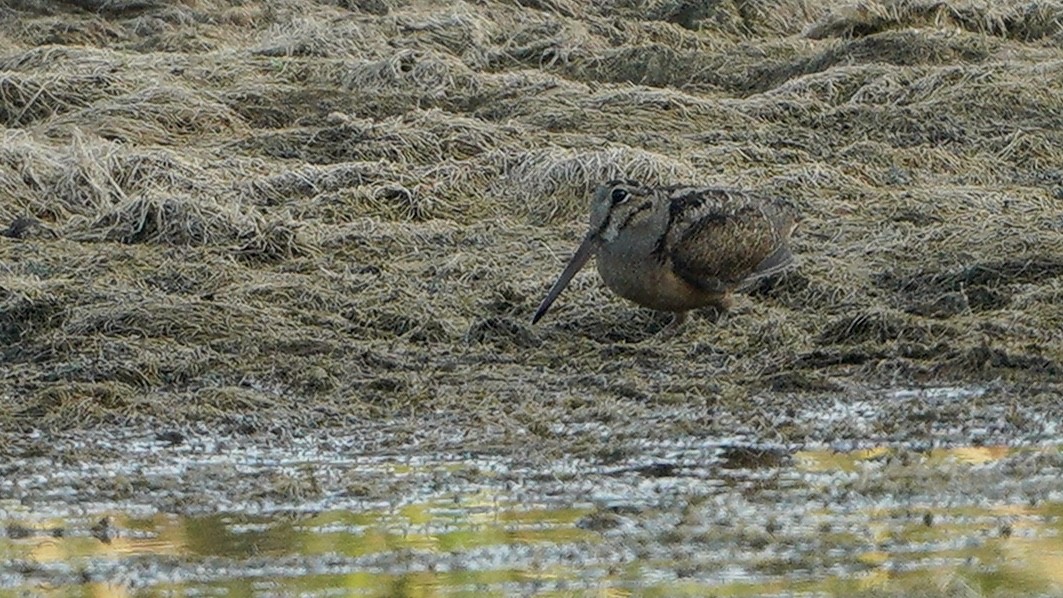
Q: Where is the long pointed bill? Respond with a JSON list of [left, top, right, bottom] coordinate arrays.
[[532, 233, 599, 324]]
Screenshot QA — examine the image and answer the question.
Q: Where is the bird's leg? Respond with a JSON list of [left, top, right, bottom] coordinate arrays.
[[702, 306, 726, 324], [701, 293, 734, 324], [658, 311, 687, 337]]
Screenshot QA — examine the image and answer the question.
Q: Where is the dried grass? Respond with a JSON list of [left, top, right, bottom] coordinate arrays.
[[0, 0, 1061, 434], [806, 0, 1063, 41], [251, 18, 373, 58], [494, 146, 699, 223], [45, 85, 248, 144]]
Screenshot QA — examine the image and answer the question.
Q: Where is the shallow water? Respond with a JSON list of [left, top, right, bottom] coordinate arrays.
[[3, 437, 1061, 597]]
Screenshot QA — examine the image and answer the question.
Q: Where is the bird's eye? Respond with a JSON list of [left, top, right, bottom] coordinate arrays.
[[610, 188, 629, 204]]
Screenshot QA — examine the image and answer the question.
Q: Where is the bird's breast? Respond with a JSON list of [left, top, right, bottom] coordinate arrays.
[[595, 242, 722, 312]]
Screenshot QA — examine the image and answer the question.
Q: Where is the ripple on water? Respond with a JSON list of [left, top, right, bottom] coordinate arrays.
[[2, 436, 1062, 596]]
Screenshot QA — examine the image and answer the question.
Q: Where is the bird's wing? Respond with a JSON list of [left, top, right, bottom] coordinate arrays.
[[663, 188, 798, 293]]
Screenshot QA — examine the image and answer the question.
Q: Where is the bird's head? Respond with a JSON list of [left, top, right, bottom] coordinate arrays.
[[532, 179, 650, 324]]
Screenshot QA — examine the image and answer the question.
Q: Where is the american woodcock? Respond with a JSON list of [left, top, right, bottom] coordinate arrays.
[[532, 179, 799, 331]]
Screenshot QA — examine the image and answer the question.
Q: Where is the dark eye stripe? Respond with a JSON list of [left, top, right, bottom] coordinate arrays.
[[618, 201, 653, 230]]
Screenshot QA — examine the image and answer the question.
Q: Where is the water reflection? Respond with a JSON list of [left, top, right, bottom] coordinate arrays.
[[2, 445, 1061, 596]]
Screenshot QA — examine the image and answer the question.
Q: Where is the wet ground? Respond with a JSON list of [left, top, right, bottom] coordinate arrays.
[[3, 388, 1062, 596]]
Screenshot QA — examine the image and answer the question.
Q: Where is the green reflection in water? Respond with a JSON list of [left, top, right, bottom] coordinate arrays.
[[154, 568, 573, 598], [170, 498, 593, 561], [2, 446, 1062, 597]]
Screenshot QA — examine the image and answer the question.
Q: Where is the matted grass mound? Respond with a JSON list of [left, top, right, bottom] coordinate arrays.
[[495, 146, 699, 223], [806, 0, 1063, 41], [46, 86, 248, 144], [0, 0, 1061, 439]]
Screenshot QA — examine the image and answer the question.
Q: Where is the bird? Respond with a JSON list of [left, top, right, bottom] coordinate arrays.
[[531, 179, 799, 333]]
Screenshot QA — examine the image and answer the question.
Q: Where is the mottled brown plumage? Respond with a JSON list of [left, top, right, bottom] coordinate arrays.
[[532, 179, 799, 331]]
